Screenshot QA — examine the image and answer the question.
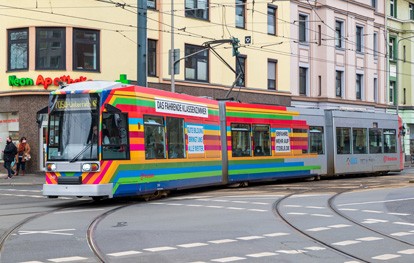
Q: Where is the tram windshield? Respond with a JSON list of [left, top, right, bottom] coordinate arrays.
[[47, 94, 99, 161]]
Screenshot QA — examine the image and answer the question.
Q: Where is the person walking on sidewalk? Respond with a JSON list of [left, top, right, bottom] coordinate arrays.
[[15, 137, 30, 176], [3, 136, 17, 179]]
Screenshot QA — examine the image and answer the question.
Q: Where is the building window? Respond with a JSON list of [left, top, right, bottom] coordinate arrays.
[[374, 77, 378, 103], [185, 44, 208, 82], [372, 0, 377, 9], [148, 39, 157, 77], [8, 28, 28, 71], [390, 0, 396, 18], [268, 5, 277, 35], [389, 37, 396, 60], [410, 3, 414, 20], [298, 14, 308, 43], [336, 71, 343, 97], [235, 0, 246, 29], [73, 28, 99, 72], [148, 0, 156, 9], [185, 0, 209, 20], [236, 55, 246, 87], [267, 60, 277, 90], [373, 32, 378, 59], [356, 74, 363, 100], [36, 27, 65, 70], [299, 67, 308, 95], [356, 26, 363, 53], [335, 20, 343, 48], [389, 81, 395, 104]]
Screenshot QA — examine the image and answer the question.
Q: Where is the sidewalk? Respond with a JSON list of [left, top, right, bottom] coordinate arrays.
[[0, 173, 45, 186]]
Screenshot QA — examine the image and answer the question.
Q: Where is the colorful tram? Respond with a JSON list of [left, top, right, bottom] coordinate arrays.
[[291, 107, 404, 178], [43, 81, 319, 199]]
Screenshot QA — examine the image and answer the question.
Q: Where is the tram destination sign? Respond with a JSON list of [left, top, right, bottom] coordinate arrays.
[[155, 98, 208, 118], [53, 96, 98, 111]]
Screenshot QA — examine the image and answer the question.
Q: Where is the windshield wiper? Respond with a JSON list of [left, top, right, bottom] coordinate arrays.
[[70, 143, 93, 163]]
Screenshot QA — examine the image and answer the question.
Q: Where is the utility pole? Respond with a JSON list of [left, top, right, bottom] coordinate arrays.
[[170, 0, 175, 92], [137, 0, 147, 87]]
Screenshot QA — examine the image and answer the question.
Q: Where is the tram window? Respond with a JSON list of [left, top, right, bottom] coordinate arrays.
[[167, 117, 185, 159], [102, 112, 130, 160], [231, 123, 251, 157], [309, 126, 324, 154], [369, 128, 383, 154], [144, 116, 166, 159], [253, 125, 271, 156], [336, 127, 351, 154], [383, 129, 397, 153], [294, 128, 308, 153], [352, 128, 367, 154]]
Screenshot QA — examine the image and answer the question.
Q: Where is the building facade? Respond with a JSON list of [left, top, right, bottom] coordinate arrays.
[[1, 0, 297, 172], [290, 0, 387, 111], [386, 0, 414, 157]]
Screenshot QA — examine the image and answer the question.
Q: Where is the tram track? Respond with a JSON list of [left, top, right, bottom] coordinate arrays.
[[273, 188, 370, 263]]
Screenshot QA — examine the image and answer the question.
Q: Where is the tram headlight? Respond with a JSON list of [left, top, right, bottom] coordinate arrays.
[[47, 163, 56, 172], [82, 163, 99, 172]]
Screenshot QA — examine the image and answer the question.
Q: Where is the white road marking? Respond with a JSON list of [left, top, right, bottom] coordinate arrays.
[[149, 202, 166, 205], [248, 209, 267, 212], [187, 204, 203, 207], [107, 251, 142, 257], [54, 209, 104, 214], [371, 254, 401, 260], [284, 205, 302, 208], [305, 247, 326, 251], [391, 232, 414, 237], [166, 203, 184, 206], [338, 208, 358, 211], [305, 206, 325, 209], [361, 210, 383, 214], [306, 227, 330, 232], [20, 261, 43, 263], [276, 250, 305, 254], [178, 242, 209, 248], [355, 237, 383, 241], [48, 256, 88, 262], [250, 202, 269, 205], [211, 256, 246, 262], [332, 240, 361, 246], [206, 206, 224, 208], [388, 212, 410, 216], [338, 197, 414, 207], [212, 199, 228, 202], [328, 224, 351, 229], [208, 239, 237, 244], [287, 212, 307, 215], [344, 261, 360, 263], [263, 232, 290, 237], [398, 249, 414, 254], [292, 194, 329, 198], [246, 252, 277, 257], [143, 246, 176, 252], [311, 214, 333, 217], [394, 222, 414, 227], [361, 219, 388, 224], [232, 201, 249, 204], [226, 207, 245, 210], [237, 236, 265, 241], [18, 229, 75, 236]]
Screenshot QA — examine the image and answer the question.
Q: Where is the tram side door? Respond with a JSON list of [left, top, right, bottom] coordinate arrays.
[[38, 114, 48, 171]]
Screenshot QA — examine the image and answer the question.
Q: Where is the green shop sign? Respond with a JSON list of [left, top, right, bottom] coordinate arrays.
[[9, 74, 88, 89]]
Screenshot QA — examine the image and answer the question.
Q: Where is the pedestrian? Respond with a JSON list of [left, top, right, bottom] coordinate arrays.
[[3, 136, 17, 179], [15, 137, 31, 176]]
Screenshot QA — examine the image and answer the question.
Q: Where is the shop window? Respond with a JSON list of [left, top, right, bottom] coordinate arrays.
[[253, 125, 271, 156], [8, 28, 28, 71], [309, 126, 324, 154], [167, 117, 185, 159], [73, 28, 100, 71], [231, 123, 251, 157], [369, 128, 383, 154], [36, 27, 66, 70], [144, 116, 166, 159], [337, 127, 351, 154], [383, 129, 397, 153], [352, 128, 367, 154], [102, 112, 130, 160]]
